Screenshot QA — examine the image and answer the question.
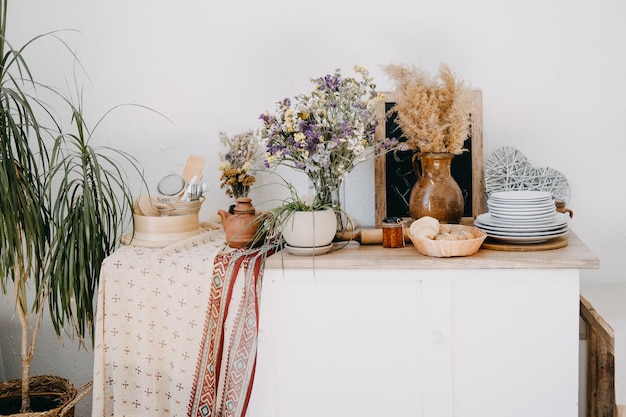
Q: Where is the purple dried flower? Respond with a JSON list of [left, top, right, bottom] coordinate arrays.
[[258, 66, 398, 205]]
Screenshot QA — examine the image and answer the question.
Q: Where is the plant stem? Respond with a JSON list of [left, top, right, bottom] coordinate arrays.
[[13, 264, 46, 413], [14, 270, 32, 413]]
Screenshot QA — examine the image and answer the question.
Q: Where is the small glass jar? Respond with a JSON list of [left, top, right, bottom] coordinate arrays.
[[382, 217, 405, 248]]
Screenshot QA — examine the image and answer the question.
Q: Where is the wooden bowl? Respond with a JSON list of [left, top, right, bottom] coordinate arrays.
[[408, 224, 487, 258]]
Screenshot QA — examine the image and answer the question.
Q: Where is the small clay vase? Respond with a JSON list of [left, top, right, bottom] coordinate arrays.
[[217, 197, 260, 248], [409, 152, 464, 223]]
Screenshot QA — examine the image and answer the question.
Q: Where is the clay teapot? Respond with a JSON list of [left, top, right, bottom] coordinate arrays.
[[217, 197, 260, 248]]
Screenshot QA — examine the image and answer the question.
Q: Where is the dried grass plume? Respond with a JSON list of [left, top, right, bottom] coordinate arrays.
[[384, 63, 472, 154]]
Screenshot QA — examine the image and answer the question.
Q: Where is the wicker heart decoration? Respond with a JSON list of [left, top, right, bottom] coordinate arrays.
[[484, 146, 571, 203]]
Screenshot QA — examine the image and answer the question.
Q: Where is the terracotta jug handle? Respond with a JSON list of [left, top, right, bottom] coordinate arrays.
[[555, 201, 574, 218], [412, 153, 422, 179], [561, 208, 574, 218]]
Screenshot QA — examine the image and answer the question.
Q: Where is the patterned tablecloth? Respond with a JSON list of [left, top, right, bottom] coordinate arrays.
[[91, 227, 273, 417]]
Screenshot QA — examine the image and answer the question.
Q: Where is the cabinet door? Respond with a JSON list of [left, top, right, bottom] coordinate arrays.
[[449, 270, 580, 417], [248, 269, 425, 417]]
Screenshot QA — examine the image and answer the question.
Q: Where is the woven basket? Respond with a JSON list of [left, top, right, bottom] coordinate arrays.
[[153, 196, 205, 216], [0, 375, 91, 417]]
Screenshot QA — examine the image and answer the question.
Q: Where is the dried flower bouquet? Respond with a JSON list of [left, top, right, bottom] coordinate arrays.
[[218, 130, 260, 199], [259, 66, 396, 208], [384, 63, 472, 155]]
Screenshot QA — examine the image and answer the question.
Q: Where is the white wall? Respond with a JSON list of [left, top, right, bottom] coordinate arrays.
[[1, 0, 624, 415]]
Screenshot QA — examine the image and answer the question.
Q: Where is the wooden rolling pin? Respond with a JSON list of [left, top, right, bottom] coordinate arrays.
[[335, 228, 411, 245]]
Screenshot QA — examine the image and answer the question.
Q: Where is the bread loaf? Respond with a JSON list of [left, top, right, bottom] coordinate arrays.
[[410, 216, 474, 241]]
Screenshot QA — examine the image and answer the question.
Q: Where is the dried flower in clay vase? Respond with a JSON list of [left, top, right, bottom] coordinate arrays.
[[383, 63, 473, 223]]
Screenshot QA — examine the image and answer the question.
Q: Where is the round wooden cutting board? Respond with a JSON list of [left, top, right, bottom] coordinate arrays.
[[481, 236, 568, 251]]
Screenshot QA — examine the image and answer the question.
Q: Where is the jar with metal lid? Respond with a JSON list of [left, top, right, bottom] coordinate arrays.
[[382, 217, 405, 248]]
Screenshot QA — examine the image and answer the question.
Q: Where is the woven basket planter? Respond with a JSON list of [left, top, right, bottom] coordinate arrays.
[[0, 375, 91, 417]]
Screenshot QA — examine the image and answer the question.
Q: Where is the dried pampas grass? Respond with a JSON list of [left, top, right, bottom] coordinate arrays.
[[384, 63, 472, 154]]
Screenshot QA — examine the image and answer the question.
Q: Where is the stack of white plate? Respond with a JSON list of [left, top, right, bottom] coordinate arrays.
[[474, 190, 570, 244]]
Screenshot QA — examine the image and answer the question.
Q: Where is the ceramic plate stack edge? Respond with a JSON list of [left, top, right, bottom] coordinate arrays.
[[476, 191, 570, 244]]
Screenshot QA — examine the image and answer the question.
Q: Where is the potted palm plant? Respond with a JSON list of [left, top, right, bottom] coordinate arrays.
[[0, 1, 144, 414]]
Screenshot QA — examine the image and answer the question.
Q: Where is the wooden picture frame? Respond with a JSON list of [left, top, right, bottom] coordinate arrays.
[[374, 89, 485, 227]]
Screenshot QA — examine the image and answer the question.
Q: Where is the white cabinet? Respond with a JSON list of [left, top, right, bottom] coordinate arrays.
[[249, 269, 579, 417], [247, 234, 598, 417]]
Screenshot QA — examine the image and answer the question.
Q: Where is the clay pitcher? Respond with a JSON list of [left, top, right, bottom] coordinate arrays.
[[217, 197, 260, 248], [409, 152, 464, 223]]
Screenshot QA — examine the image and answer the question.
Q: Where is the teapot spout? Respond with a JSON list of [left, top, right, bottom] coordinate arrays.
[[217, 209, 231, 224]]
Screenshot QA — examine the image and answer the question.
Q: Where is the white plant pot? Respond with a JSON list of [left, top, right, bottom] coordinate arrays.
[[281, 209, 337, 248]]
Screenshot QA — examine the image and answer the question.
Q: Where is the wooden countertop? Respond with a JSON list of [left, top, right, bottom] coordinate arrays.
[[264, 231, 599, 270]]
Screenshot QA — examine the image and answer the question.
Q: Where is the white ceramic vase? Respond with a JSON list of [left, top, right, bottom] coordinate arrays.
[[281, 209, 337, 248]]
